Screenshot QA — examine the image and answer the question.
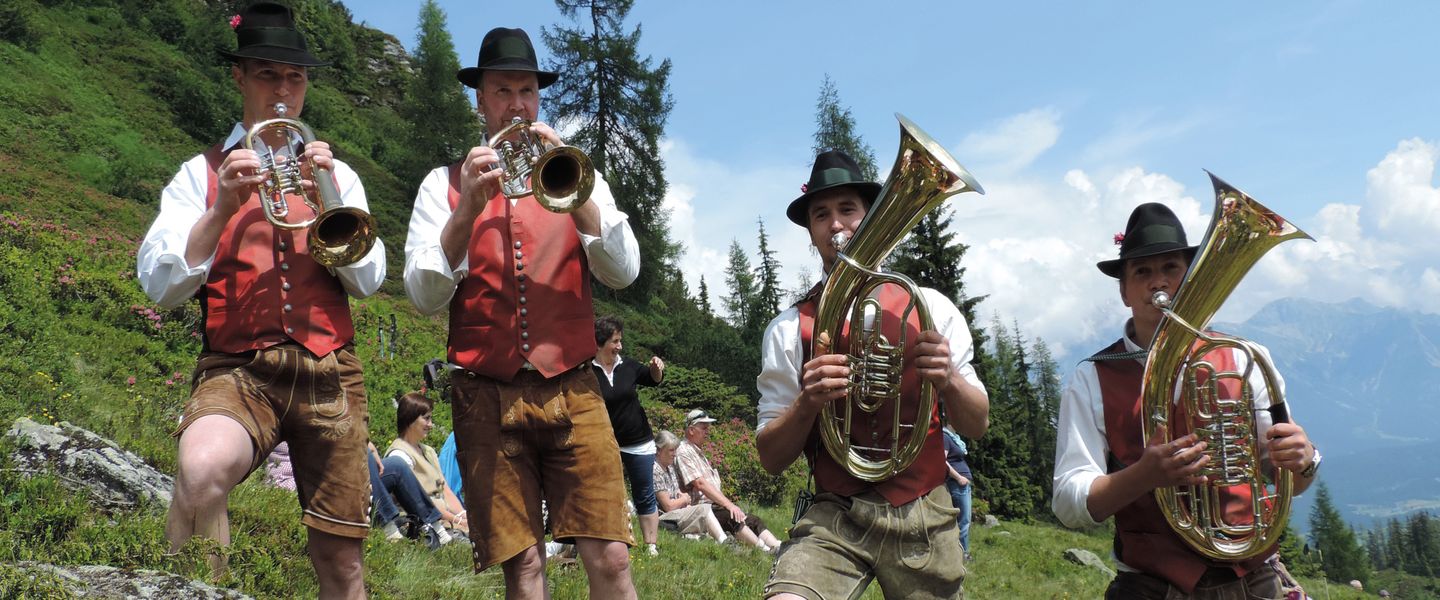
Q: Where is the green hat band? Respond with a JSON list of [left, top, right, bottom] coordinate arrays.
[[815, 167, 859, 187], [1136, 224, 1181, 246]]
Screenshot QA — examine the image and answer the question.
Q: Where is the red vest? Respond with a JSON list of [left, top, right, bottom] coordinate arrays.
[[444, 164, 596, 381], [1093, 339, 1274, 593], [199, 144, 354, 357], [796, 283, 947, 507]]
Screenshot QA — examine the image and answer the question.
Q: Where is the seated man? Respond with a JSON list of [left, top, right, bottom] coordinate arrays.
[[652, 431, 728, 544], [674, 410, 782, 552]]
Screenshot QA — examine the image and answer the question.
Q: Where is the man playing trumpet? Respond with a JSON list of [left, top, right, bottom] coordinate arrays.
[[136, 2, 385, 598], [402, 26, 640, 600]]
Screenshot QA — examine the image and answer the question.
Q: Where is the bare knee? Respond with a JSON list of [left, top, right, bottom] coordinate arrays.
[[174, 417, 253, 504], [502, 546, 545, 581], [580, 540, 631, 579]]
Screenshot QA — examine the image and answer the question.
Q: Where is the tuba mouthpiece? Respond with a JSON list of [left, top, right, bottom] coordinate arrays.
[[1151, 291, 1173, 308], [274, 103, 288, 117]]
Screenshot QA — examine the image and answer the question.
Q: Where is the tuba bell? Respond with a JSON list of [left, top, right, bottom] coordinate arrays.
[[812, 114, 984, 482], [244, 103, 378, 268], [1141, 172, 1313, 560], [486, 116, 596, 213]]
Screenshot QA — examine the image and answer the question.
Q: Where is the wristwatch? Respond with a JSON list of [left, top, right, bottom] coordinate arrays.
[[1299, 445, 1322, 478]]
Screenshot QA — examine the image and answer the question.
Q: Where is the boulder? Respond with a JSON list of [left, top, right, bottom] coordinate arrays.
[[982, 515, 1000, 527], [6, 417, 172, 512], [1063, 548, 1116, 577], [3, 561, 251, 599]]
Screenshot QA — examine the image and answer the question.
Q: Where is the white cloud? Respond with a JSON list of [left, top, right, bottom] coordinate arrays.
[[954, 108, 1061, 176], [1080, 110, 1206, 166]]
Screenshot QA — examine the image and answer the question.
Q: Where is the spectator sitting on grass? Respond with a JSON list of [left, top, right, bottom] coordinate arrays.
[[653, 431, 729, 544], [385, 392, 469, 540], [675, 410, 782, 552], [367, 441, 451, 549]]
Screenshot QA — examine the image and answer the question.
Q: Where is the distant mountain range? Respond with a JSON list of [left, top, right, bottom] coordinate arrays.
[[1062, 297, 1440, 532]]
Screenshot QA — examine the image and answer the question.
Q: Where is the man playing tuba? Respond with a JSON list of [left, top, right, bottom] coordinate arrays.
[[136, 2, 386, 597], [1052, 202, 1319, 599], [755, 150, 990, 600]]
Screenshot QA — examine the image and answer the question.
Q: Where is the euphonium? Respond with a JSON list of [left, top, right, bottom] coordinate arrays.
[[486, 116, 596, 213], [812, 114, 984, 483], [1141, 172, 1313, 560], [244, 103, 378, 268]]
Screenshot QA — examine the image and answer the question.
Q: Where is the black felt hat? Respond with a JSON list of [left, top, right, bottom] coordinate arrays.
[[457, 27, 559, 90], [785, 150, 883, 227], [1096, 202, 1199, 278], [220, 2, 328, 67]]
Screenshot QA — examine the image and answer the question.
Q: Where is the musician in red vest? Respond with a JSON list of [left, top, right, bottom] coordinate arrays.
[[402, 26, 640, 600], [755, 150, 990, 599], [1052, 202, 1320, 599], [136, 3, 385, 597]]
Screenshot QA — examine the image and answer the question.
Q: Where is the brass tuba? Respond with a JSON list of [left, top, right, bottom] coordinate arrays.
[[486, 116, 596, 213], [1141, 172, 1313, 560], [244, 103, 378, 268], [812, 114, 984, 482]]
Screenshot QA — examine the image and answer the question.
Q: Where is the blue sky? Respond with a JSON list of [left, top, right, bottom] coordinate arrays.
[[345, 1, 1440, 357]]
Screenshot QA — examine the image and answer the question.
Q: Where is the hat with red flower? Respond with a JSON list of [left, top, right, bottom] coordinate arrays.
[[786, 150, 881, 227], [220, 2, 328, 68]]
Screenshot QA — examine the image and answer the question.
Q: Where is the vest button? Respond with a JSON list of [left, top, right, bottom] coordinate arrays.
[[516, 262, 524, 271], [514, 241, 522, 249], [517, 273, 527, 282], [285, 327, 294, 334], [522, 343, 531, 352], [282, 282, 291, 291], [521, 332, 529, 340], [278, 241, 287, 251], [519, 296, 527, 305], [520, 308, 528, 316], [283, 304, 293, 312], [515, 251, 523, 260], [280, 263, 290, 271], [520, 321, 528, 329], [518, 284, 527, 292]]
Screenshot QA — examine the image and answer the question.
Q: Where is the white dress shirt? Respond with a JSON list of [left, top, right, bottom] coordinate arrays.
[[402, 165, 640, 315], [755, 286, 986, 431], [1051, 321, 1288, 535], [136, 123, 387, 309]]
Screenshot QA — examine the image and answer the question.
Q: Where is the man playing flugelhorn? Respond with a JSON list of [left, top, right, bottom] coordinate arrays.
[[756, 149, 990, 599], [136, 2, 385, 597], [402, 26, 640, 600], [1053, 202, 1318, 599]]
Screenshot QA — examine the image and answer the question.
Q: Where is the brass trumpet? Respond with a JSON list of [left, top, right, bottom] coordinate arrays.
[[1142, 172, 1313, 560], [244, 103, 377, 268], [486, 117, 595, 213]]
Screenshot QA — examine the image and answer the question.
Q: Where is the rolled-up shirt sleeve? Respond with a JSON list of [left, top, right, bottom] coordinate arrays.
[[403, 166, 465, 315], [577, 174, 640, 290], [1053, 362, 1108, 529], [137, 154, 215, 309], [756, 307, 803, 432]]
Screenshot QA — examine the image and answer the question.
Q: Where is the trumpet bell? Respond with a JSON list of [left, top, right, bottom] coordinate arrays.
[[487, 117, 596, 213]]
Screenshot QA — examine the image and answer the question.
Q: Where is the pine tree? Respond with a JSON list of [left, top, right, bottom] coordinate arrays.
[[1386, 516, 1409, 574], [790, 265, 817, 303], [1365, 528, 1387, 571], [697, 275, 712, 315], [1406, 512, 1439, 577], [754, 217, 783, 321], [1029, 336, 1062, 505], [812, 74, 877, 179], [967, 319, 1044, 520], [723, 240, 759, 340], [399, 0, 480, 179], [1308, 482, 1371, 586], [543, 0, 679, 302], [886, 204, 991, 378]]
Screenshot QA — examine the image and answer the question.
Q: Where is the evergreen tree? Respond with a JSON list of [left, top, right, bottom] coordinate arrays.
[[543, 0, 679, 302], [967, 319, 1044, 520], [886, 205, 991, 377], [754, 217, 783, 321], [399, 0, 480, 179], [697, 275, 712, 315], [1365, 528, 1387, 571], [1279, 525, 1322, 578], [1029, 336, 1062, 506], [1308, 482, 1371, 586], [790, 265, 817, 303], [1387, 516, 1409, 574], [723, 240, 759, 341], [812, 74, 877, 179], [1406, 512, 1439, 577]]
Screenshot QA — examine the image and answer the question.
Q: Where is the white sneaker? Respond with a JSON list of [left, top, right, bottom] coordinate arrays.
[[425, 523, 453, 546], [381, 521, 403, 541], [645, 544, 659, 557]]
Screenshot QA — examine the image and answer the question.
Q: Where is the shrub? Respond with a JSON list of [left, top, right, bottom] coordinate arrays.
[[640, 365, 755, 426], [0, 0, 43, 51]]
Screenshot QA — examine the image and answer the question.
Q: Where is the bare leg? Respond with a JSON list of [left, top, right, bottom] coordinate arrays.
[[573, 538, 636, 600], [165, 415, 253, 577], [639, 512, 659, 546], [700, 510, 727, 543], [759, 529, 782, 550], [307, 528, 366, 599], [735, 526, 763, 549], [501, 543, 549, 600]]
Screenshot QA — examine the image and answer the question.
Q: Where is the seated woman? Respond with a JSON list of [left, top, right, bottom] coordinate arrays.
[[366, 441, 452, 548], [385, 392, 469, 539], [653, 431, 728, 544]]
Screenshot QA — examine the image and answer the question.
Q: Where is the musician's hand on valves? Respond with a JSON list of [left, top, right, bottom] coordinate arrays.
[[215, 149, 265, 218], [1137, 425, 1210, 489], [529, 121, 563, 148], [459, 145, 505, 216], [913, 330, 956, 389], [1265, 423, 1313, 475], [799, 348, 850, 413]]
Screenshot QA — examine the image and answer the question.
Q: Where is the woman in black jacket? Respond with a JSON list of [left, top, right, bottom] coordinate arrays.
[[592, 316, 666, 556]]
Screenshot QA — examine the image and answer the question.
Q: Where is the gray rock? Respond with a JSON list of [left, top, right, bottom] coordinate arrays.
[[6, 417, 172, 512], [982, 514, 1000, 527], [1063, 548, 1116, 577], [994, 530, 1012, 537], [3, 561, 251, 599]]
